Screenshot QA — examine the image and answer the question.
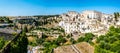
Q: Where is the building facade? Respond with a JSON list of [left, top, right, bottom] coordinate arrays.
[[59, 10, 115, 35]]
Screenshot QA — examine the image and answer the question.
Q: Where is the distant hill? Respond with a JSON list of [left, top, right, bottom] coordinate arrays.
[[33, 15, 59, 19]]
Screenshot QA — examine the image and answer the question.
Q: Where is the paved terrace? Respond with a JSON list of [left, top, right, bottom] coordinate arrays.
[[54, 42, 94, 53]]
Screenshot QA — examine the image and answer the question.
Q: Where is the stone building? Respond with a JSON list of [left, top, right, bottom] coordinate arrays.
[[59, 10, 114, 35]]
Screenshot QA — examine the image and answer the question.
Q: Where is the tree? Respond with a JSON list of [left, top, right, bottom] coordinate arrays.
[[109, 36, 117, 43], [114, 12, 119, 21], [116, 12, 120, 17], [84, 33, 95, 42], [95, 26, 120, 53], [96, 35, 106, 43], [109, 26, 116, 32], [43, 42, 51, 48], [36, 38, 44, 45], [95, 46, 113, 53], [0, 37, 5, 49], [23, 26, 28, 32], [110, 41, 120, 52], [77, 37, 84, 42], [114, 12, 117, 21], [10, 31, 28, 53], [70, 38, 76, 44], [56, 35, 66, 44], [42, 33, 48, 39], [85, 33, 95, 39], [66, 34, 71, 38]]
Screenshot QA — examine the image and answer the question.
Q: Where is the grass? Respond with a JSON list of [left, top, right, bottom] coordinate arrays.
[[27, 36, 35, 42], [27, 36, 37, 46]]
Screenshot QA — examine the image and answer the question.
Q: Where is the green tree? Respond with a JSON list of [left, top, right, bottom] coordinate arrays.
[[109, 26, 116, 32], [95, 26, 120, 53], [84, 33, 95, 42], [114, 12, 119, 21], [70, 38, 76, 44], [77, 37, 84, 42], [10, 31, 28, 53], [66, 34, 71, 38], [0, 37, 5, 49], [56, 35, 66, 45], [36, 38, 44, 45], [114, 12, 117, 21], [23, 26, 28, 32]]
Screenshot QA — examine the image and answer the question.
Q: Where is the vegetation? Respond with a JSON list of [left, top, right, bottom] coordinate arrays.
[[34, 15, 61, 26], [70, 38, 76, 44], [27, 26, 66, 53], [30, 24, 97, 53], [95, 26, 120, 53], [10, 27, 28, 53], [114, 12, 120, 21], [0, 17, 12, 23], [15, 18, 36, 24], [0, 15, 61, 53], [0, 37, 5, 49], [77, 33, 95, 44], [41, 35, 67, 53]]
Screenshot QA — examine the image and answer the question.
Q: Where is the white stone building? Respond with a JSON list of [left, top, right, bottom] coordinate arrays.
[[59, 10, 115, 35]]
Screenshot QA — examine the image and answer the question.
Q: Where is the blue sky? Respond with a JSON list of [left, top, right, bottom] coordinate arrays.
[[0, 0, 120, 16]]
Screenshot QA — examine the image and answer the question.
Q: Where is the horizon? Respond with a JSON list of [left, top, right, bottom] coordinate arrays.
[[0, 10, 117, 16], [0, 0, 120, 16]]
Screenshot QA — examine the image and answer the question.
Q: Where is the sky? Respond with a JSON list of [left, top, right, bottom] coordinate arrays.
[[0, 0, 120, 16]]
